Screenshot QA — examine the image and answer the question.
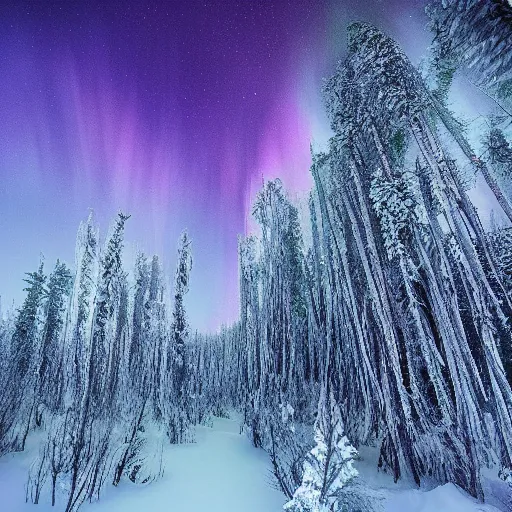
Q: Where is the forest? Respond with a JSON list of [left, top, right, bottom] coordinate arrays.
[[1, 1, 512, 511]]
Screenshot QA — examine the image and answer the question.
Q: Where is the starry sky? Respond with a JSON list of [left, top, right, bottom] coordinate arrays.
[[0, 1, 428, 331]]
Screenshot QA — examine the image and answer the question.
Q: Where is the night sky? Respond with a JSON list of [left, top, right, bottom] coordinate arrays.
[[0, 1, 428, 331]]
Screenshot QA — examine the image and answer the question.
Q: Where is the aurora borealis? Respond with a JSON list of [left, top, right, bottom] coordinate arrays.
[[0, 1, 427, 330]]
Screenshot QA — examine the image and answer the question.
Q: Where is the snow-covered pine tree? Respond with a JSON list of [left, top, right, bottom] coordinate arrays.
[[488, 129, 512, 171], [284, 394, 358, 512], [89, 212, 130, 413], [0, 261, 46, 454], [171, 230, 192, 395], [37, 260, 72, 415], [129, 252, 150, 376], [167, 231, 193, 443], [485, 128, 512, 203], [427, 0, 512, 101], [146, 255, 168, 420], [65, 212, 99, 405], [486, 226, 512, 383]]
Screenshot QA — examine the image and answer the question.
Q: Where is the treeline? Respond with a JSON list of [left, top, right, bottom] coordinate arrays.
[[0, 213, 198, 510], [197, 9, 512, 506]]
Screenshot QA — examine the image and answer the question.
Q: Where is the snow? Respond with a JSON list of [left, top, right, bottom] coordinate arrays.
[[355, 445, 505, 512], [0, 417, 507, 511], [385, 483, 500, 512], [0, 417, 286, 512]]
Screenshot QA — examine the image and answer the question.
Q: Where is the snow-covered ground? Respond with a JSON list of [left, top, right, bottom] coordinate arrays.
[[0, 417, 507, 511], [0, 417, 286, 512], [356, 445, 507, 512]]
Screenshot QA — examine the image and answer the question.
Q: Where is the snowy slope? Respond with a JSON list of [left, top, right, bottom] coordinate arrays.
[[0, 417, 506, 511], [356, 445, 505, 512], [384, 483, 501, 512]]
